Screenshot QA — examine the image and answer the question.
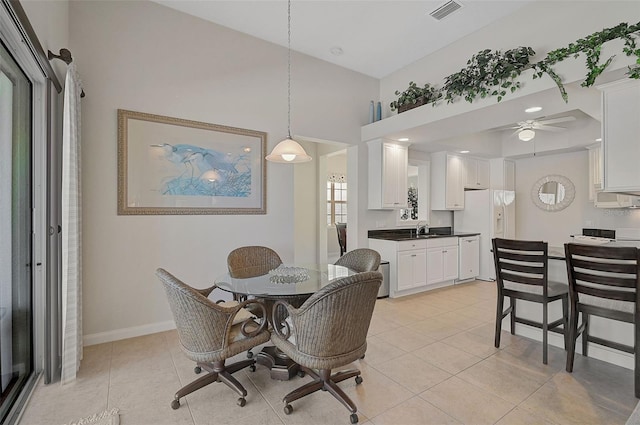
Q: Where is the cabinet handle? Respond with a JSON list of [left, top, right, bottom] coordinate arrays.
[[411, 254, 416, 257], [443, 250, 447, 253]]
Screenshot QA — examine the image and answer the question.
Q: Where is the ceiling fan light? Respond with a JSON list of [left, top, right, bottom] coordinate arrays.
[[266, 138, 312, 163], [518, 129, 535, 141]]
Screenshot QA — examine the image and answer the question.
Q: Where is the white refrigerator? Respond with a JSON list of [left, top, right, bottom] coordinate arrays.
[[453, 189, 515, 281]]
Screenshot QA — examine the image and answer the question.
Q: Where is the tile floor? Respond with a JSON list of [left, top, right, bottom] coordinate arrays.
[[18, 280, 638, 425]]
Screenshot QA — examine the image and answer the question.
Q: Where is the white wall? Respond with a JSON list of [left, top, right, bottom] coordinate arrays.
[[20, 0, 69, 82], [68, 0, 377, 341], [515, 150, 640, 246], [380, 1, 640, 120]]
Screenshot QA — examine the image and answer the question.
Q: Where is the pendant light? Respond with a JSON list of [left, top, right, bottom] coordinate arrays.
[[266, 0, 312, 164]]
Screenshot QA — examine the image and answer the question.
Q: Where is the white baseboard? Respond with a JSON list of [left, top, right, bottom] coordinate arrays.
[[83, 320, 176, 346], [515, 324, 634, 370]]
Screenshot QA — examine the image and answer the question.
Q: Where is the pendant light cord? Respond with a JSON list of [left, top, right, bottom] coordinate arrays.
[[287, 0, 292, 139]]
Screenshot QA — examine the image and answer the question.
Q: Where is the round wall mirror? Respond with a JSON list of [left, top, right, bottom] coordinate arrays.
[[531, 175, 575, 212]]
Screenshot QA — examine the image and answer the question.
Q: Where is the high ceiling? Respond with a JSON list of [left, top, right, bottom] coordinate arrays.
[[153, 0, 534, 79]]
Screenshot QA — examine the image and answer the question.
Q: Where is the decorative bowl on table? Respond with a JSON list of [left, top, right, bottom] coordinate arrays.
[[268, 266, 310, 284]]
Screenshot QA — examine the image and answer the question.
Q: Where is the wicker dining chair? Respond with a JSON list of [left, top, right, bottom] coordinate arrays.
[[156, 268, 270, 409], [336, 223, 347, 256], [492, 238, 569, 364], [227, 246, 283, 279], [334, 248, 381, 273], [227, 246, 283, 358], [564, 243, 640, 398], [270, 271, 382, 424]]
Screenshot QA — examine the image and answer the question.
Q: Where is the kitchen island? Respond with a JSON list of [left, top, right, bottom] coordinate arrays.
[[514, 239, 639, 371]]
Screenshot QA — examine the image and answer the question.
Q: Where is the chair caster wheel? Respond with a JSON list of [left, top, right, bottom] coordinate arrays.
[[249, 364, 256, 372], [350, 413, 359, 424], [237, 397, 246, 407], [360, 354, 365, 359], [297, 370, 306, 378], [355, 375, 363, 385], [284, 404, 293, 415], [247, 351, 254, 359], [171, 399, 180, 410], [194, 366, 202, 374]]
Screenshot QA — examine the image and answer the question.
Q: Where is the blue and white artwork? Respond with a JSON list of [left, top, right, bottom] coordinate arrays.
[[153, 143, 252, 197]]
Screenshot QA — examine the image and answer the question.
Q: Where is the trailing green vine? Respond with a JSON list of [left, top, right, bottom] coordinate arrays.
[[391, 20, 640, 111], [443, 47, 535, 103]]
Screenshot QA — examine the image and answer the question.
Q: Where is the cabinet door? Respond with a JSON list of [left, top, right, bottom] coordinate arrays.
[[459, 237, 479, 280], [463, 158, 477, 189], [588, 146, 602, 201], [602, 80, 640, 192], [443, 246, 459, 281], [446, 155, 464, 209], [397, 250, 425, 291], [382, 143, 408, 208], [476, 159, 490, 189], [426, 248, 443, 285]]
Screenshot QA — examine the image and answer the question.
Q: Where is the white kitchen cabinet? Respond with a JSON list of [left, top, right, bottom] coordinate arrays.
[[463, 157, 490, 189], [431, 152, 464, 210], [397, 246, 428, 292], [458, 235, 480, 281], [426, 238, 459, 285], [598, 79, 640, 194], [368, 139, 409, 209], [368, 238, 427, 298], [587, 144, 602, 201]]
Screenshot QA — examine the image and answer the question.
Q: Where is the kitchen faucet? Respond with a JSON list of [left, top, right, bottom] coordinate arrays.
[[416, 221, 428, 236]]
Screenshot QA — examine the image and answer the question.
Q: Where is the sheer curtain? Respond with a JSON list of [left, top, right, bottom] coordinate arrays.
[[60, 63, 83, 384]]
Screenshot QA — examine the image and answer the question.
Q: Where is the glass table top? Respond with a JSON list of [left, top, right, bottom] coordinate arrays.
[[214, 264, 356, 298]]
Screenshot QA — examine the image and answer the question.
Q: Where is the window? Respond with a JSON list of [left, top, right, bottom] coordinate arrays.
[[327, 180, 347, 225]]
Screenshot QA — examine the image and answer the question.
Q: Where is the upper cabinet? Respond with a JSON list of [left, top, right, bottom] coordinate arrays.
[[368, 139, 408, 209], [599, 79, 640, 194], [587, 144, 602, 201], [462, 157, 490, 189], [431, 152, 464, 210]]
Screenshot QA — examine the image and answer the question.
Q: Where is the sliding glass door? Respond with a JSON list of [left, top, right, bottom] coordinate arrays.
[[0, 39, 34, 423]]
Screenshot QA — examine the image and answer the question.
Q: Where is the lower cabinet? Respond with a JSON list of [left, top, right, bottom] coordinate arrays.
[[426, 238, 459, 285], [368, 237, 460, 298], [397, 248, 427, 291]]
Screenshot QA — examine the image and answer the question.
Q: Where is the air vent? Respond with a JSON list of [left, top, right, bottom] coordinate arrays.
[[429, 0, 462, 20]]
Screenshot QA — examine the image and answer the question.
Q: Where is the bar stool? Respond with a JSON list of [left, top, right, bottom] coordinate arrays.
[[564, 243, 640, 398], [492, 238, 569, 364]]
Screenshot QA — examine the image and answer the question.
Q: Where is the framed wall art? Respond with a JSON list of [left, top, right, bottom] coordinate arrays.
[[117, 109, 267, 215]]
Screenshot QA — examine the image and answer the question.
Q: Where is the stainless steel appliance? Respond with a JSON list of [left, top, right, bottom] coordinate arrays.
[[377, 261, 389, 298]]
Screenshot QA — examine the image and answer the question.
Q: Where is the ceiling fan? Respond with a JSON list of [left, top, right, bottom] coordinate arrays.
[[508, 116, 577, 141]]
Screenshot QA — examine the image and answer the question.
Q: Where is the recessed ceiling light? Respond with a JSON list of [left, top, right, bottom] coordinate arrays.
[[398, 138, 409, 142], [595, 138, 602, 142], [330, 46, 343, 56], [459, 150, 470, 154], [525, 106, 543, 113]]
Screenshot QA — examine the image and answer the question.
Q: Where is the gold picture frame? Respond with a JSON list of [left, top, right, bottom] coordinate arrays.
[[117, 109, 266, 215]]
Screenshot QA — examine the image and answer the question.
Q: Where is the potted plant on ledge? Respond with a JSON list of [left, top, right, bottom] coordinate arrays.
[[390, 81, 442, 113]]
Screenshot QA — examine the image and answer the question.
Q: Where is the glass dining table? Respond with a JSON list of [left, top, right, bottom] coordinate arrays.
[[213, 263, 357, 380]]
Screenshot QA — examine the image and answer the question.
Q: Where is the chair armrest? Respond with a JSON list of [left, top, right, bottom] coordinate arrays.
[[221, 299, 268, 337], [196, 284, 218, 298], [271, 299, 297, 341]]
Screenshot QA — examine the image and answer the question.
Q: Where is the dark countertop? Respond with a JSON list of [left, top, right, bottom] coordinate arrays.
[[368, 227, 480, 242]]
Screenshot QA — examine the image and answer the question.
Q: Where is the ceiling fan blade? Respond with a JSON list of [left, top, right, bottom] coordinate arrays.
[[537, 116, 576, 125], [535, 124, 567, 132]]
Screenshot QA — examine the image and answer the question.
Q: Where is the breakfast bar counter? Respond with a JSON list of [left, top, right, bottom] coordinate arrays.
[[514, 240, 639, 371]]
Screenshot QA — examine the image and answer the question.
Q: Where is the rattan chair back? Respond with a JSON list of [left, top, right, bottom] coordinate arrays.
[[227, 246, 283, 278], [335, 248, 381, 273]]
